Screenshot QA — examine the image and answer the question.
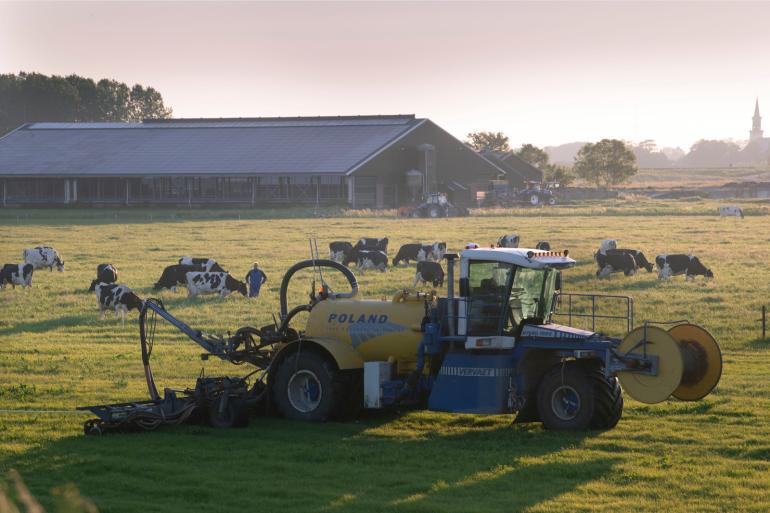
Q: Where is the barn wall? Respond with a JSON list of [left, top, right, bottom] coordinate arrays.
[[352, 120, 503, 207]]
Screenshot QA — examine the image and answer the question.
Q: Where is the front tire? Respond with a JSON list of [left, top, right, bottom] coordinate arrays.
[[273, 351, 340, 421], [537, 362, 595, 430]]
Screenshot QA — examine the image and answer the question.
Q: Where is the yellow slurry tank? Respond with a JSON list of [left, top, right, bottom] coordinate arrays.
[[304, 292, 431, 371]]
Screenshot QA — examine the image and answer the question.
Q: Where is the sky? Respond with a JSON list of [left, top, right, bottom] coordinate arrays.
[[2, 1, 770, 150]]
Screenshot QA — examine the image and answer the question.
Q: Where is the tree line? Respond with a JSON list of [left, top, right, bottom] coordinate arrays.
[[466, 131, 637, 189], [0, 72, 172, 135]]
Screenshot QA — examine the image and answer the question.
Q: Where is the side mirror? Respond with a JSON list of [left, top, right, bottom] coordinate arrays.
[[555, 271, 562, 291]]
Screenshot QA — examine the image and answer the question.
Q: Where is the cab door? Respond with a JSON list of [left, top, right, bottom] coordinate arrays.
[[459, 260, 516, 349]]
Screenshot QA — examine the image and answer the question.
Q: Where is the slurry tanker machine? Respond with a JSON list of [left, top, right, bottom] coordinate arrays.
[[81, 246, 722, 433]]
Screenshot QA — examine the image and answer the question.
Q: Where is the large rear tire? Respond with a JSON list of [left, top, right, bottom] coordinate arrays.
[[537, 362, 595, 430], [273, 351, 340, 422], [530, 194, 540, 206], [588, 369, 623, 429], [428, 205, 442, 218]]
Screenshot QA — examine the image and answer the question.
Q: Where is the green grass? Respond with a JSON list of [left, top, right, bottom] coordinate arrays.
[[1, 202, 770, 512]]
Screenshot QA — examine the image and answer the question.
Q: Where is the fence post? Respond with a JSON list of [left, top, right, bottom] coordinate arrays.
[[763, 305, 766, 340]]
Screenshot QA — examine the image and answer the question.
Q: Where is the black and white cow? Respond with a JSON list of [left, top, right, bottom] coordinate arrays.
[[154, 264, 205, 291], [393, 242, 447, 266], [185, 272, 248, 298], [535, 241, 551, 251], [178, 257, 225, 272], [94, 283, 143, 323], [329, 241, 354, 263], [88, 264, 118, 292], [656, 254, 714, 280], [355, 250, 388, 273], [23, 246, 64, 272], [607, 249, 654, 273], [0, 263, 34, 289], [497, 234, 520, 248], [414, 261, 445, 287], [595, 252, 637, 278], [354, 237, 389, 254]]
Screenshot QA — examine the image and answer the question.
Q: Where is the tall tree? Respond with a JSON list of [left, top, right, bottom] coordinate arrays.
[[515, 143, 575, 186], [574, 139, 638, 188], [465, 131, 511, 152], [0, 72, 172, 135], [514, 143, 550, 170]]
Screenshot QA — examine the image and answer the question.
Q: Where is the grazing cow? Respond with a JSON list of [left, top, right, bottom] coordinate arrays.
[[0, 263, 34, 289], [414, 261, 445, 287], [535, 241, 551, 251], [154, 264, 205, 291], [355, 250, 388, 273], [656, 254, 714, 280], [354, 237, 389, 254], [719, 205, 744, 218], [497, 234, 520, 248], [88, 264, 118, 292], [185, 272, 248, 298], [595, 252, 637, 278], [94, 283, 143, 324], [178, 257, 225, 272], [23, 247, 64, 272], [329, 241, 354, 263], [393, 242, 447, 266], [607, 249, 654, 273]]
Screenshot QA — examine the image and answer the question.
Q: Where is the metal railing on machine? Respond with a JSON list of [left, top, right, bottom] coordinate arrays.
[[552, 292, 634, 334]]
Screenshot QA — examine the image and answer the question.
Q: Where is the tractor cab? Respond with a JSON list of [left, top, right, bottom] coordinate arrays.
[[455, 248, 575, 347]]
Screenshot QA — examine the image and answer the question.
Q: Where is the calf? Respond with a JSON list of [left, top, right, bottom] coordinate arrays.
[[94, 283, 143, 324], [392, 242, 447, 266], [329, 241, 354, 263], [656, 254, 714, 281], [535, 241, 551, 251], [0, 263, 34, 289], [354, 237, 389, 254], [178, 257, 225, 272], [595, 252, 636, 278], [154, 264, 205, 291], [355, 250, 388, 273], [88, 263, 118, 292], [23, 246, 64, 272], [497, 234, 520, 248], [185, 272, 248, 298], [608, 249, 654, 273], [414, 261, 445, 287]]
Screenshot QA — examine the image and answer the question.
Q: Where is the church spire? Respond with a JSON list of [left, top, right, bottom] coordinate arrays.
[[750, 98, 763, 142]]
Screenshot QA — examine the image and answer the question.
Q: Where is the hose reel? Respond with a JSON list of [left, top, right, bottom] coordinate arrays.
[[617, 323, 722, 404]]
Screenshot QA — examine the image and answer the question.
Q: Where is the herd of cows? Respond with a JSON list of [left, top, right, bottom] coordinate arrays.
[[0, 236, 714, 323]]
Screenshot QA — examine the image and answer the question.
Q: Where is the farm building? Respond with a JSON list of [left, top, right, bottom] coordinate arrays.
[[479, 150, 543, 189], [0, 115, 508, 208]]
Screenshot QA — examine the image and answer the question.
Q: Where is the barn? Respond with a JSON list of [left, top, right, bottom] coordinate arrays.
[[0, 115, 506, 208]]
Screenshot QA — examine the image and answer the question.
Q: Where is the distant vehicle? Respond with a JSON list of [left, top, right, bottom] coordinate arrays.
[[401, 192, 468, 218], [481, 181, 559, 207], [515, 182, 558, 206]]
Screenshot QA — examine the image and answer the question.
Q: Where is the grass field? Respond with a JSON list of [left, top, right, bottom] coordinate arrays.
[[2, 201, 770, 512]]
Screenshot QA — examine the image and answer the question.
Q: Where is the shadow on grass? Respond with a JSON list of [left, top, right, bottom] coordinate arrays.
[[0, 314, 95, 337], [5, 412, 617, 513]]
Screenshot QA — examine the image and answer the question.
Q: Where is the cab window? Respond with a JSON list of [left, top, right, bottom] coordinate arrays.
[[467, 261, 513, 336]]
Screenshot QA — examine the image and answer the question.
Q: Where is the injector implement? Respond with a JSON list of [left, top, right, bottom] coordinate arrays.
[[80, 247, 721, 433]]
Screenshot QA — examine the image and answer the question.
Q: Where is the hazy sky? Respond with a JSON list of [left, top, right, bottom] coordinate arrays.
[[2, 1, 769, 149]]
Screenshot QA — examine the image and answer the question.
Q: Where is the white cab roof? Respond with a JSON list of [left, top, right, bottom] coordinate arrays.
[[461, 247, 576, 269]]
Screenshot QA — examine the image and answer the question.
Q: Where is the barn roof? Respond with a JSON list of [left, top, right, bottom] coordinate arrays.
[[480, 150, 544, 183], [0, 115, 426, 177]]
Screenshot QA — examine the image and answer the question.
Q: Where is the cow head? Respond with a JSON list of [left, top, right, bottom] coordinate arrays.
[[704, 268, 714, 278], [55, 258, 65, 272], [123, 292, 144, 311], [225, 275, 248, 296]]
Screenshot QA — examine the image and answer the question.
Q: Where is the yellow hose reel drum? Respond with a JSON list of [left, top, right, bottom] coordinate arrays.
[[617, 324, 722, 404]]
